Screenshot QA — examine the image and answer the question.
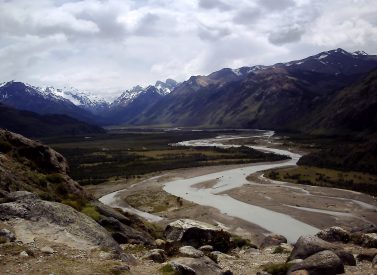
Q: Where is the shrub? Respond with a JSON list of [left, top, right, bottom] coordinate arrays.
[[231, 235, 257, 248], [0, 236, 8, 244]]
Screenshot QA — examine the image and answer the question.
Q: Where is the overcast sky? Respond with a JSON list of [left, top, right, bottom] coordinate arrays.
[[1, 0, 377, 98]]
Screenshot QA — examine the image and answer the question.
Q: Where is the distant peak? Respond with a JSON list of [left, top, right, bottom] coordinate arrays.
[[353, 50, 368, 56]]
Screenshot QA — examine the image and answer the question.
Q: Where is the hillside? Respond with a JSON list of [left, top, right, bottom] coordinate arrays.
[[126, 49, 377, 133], [0, 104, 105, 138]]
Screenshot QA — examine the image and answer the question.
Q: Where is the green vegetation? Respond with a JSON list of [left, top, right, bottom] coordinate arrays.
[[81, 204, 101, 221], [265, 166, 377, 196], [159, 264, 178, 275], [0, 236, 7, 244], [44, 130, 287, 185], [272, 246, 289, 254], [261, 262, 294, 275]]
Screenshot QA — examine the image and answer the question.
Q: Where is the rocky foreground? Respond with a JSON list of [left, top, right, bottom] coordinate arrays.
[[1, 129, 377, 274]]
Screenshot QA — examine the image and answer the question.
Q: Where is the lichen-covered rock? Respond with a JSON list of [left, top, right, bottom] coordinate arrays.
[[316, 226, 350, 243], [179, 246, 204, 258], [164, 219, 231, 252], [289, 250, 345, 275], [199, 245, 214, 253], [260, 234, 287, 249]]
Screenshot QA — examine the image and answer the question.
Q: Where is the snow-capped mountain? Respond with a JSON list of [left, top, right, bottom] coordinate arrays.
[[0, 81, 100, 123], [45, 86, 110, 114], [112, 79, 178, 107]]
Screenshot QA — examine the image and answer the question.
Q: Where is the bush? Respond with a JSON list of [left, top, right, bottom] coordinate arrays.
[[231, 235, 257, 249], [0, 236, 8, 244]]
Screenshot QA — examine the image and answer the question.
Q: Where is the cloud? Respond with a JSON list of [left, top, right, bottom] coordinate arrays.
[[0, 0, 376, 98], [268, 25, 305, 45], [198, 0, 230, 11]]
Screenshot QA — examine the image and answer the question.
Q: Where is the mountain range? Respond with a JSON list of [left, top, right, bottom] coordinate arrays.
[[1, 48, 377, 136]]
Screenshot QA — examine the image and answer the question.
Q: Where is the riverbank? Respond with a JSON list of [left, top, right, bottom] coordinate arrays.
[[95, 132, 377, 245]]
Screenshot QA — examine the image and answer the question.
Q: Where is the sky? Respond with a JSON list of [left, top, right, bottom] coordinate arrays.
[[1, 0, 377, 99]]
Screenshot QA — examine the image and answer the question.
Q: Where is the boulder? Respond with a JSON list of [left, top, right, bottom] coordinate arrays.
[[334, 249, 356, 266], [169, 256, 225, 275], [260, 234, 287, 249], [0, 228, 16, 242], [351, 224, 377, 234], [290, 270, 309, 275], [199, 245, 214, 253], [289, 236, 339, 260], [360, 233, 377, 248], [179, 246, 205, 258], [19, 251, 29, 257], [142, 249, 167, 263], [164, 219, 231, 252], [209, 251, 235, 263], [99, 216, 154, 245], [155, 239, 167, 248], [316, 226, 350, 243], [356, 248, 377, 262], [40, 246, 54, 254], [289, 250, 344, 275], [0, 192, 121, 253], [373, 254, 377, 269]]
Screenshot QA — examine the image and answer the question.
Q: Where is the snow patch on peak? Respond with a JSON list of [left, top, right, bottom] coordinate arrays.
[[318, 54, 328, 60], [353, 50, 368, 56]]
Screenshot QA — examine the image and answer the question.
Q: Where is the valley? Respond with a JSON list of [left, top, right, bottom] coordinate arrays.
[[88, 130, 377, 246]]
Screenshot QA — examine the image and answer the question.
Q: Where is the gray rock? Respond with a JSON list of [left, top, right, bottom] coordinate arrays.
[[287, 259, 304, 265], [289, 235, 355, 266], [208, 251, 235, 263], [179, 246, 204, 258], [164, 219, 231, 252], [142, 249, 167, 263], [169, 256, 225, 275], [372, 254, 377, 268], [0, 228, 16, 242], [99, 216, 154, 245], [316, 226, 350, 243], [289, 250, 345, 275], [289, 235, 340, 260], [360, 233, 377, 248], [199, 245, 214, 253], [40, 246, 54, 254], [19, 251, 29, 257], [6, 191, 39, 202], [260, 234, 287, 249], [0, 193, 120, 252], [356, 248, 377, 262], [334, 249, 356, 266]]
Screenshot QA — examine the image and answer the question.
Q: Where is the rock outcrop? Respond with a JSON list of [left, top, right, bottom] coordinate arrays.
[[0, 191, 119, 251], [0, 129, 87, 201], [164, 219, 232, 252]]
